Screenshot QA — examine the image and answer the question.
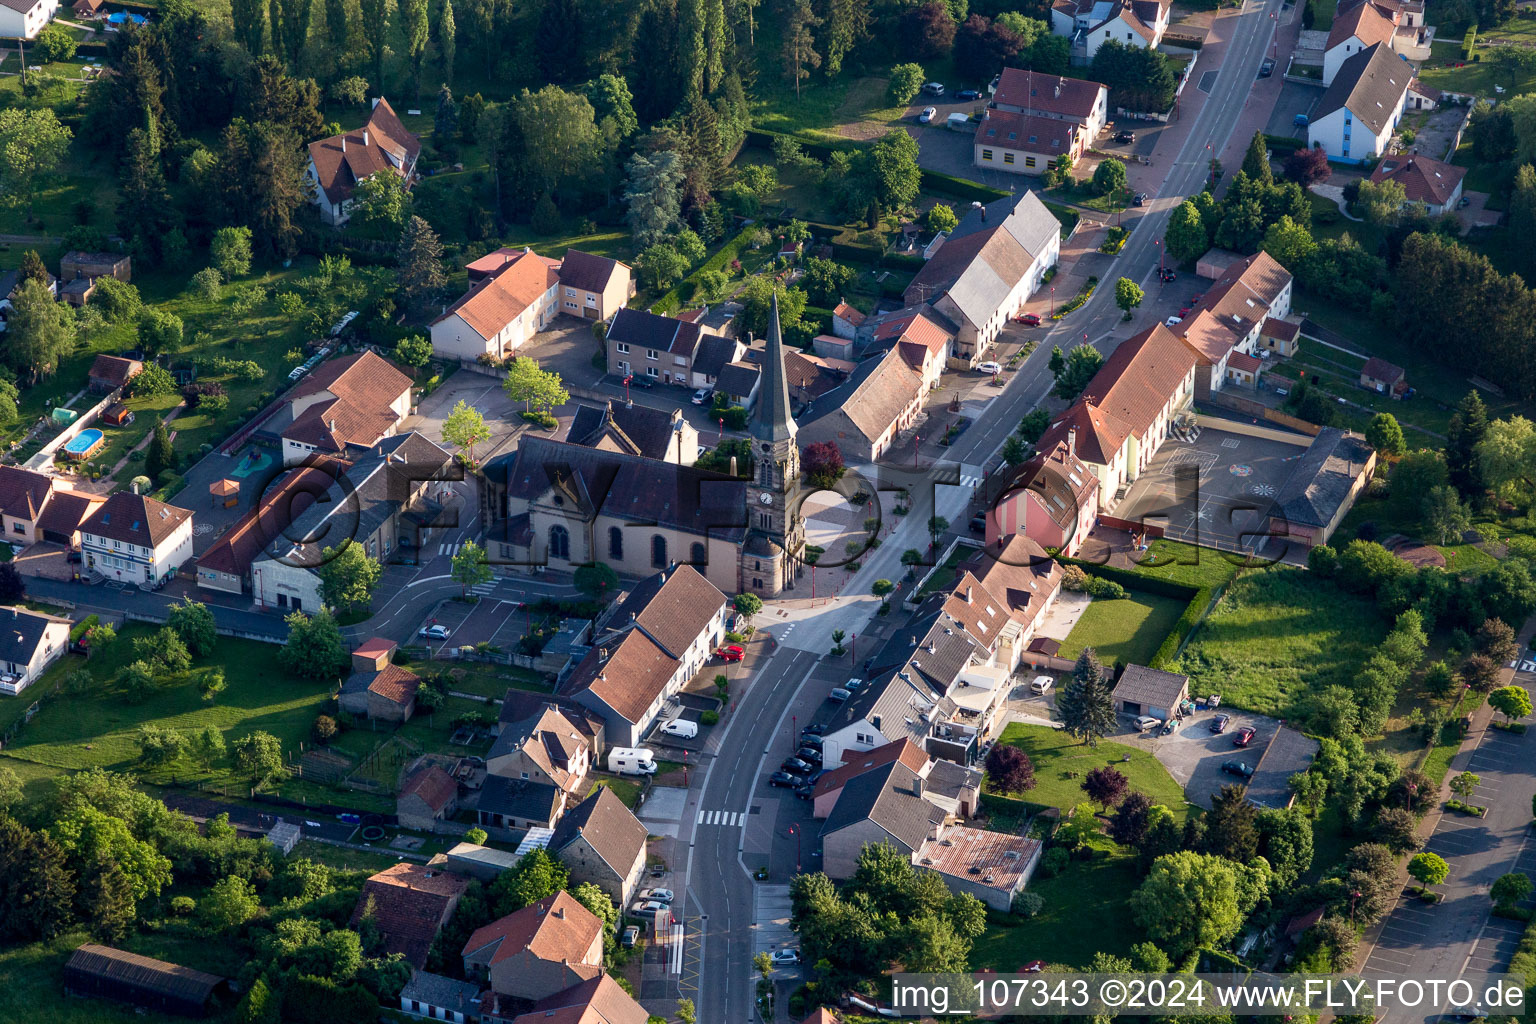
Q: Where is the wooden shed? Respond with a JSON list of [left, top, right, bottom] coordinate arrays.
[[63, 944, 225, 1017]]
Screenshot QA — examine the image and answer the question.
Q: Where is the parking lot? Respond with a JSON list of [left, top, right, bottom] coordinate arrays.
[[1114, 423, 1309, 554], [1262, 81, 1323, 139], [1132, 705, 1279, 809]]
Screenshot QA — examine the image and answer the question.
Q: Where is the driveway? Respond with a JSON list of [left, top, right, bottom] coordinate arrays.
[[1136, 706, 1278, 809], [1263, 80, 1324, 138]]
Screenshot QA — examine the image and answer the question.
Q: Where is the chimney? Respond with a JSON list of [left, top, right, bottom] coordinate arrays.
[[362, 128, 369, 146], [340, 135, 345, 153], [729, 455, 738, 476], [329, 419, 337, 431], [1054, 83, 1062, 99], [1068, 427, 1077, 458], [965, 585, 973, 603], [554, 907, 565, 919], [914, 775, 924, 798]]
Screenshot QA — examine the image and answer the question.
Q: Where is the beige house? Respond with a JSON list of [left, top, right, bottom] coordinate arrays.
[[0, 606, 71, 696], [974, 109, 1086, 176], [796, 346, 926, 464], [487, 705, 593, 801], [556, 249, 634, 321], [306, 98, 420, 226], [1170, 251, 1293, 398], [279, 351, 414, 466], [605, 307, 718, 385], [462, 891, 604, 1002], [820, 761, 944, 880], [549, 786, 649, 906], [80, 492, 194, 587]]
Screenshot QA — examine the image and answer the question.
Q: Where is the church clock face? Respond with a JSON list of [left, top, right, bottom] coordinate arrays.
[[759, 492, 773, 504]]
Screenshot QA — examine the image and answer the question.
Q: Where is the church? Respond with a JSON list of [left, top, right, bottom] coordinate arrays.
[[481, 295, 806, 598]]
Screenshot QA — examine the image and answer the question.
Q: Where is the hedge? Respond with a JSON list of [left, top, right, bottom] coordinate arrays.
[[979, 791, 1049, 818], [1149, 587, 1217, 670], [1060, 558, 1201, 600], [649, 225, 758, 314], [1163, 33, 1205, 49], [1512, 912, 1536, 1015], [1463, 25, 1478, 61], [1264, 134, 1306, 153], [919, 168, 1010, 204], [68, 614, 100, 643], [1057, 558, 1212, 670]]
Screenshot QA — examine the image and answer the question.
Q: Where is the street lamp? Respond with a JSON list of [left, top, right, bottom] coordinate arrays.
[[914, 434, 921, 469], [789, 824, 802, 873], [1156, 238, 1164, 276], [623, 374, 632, 402], [1050, 284, 1055, 317]]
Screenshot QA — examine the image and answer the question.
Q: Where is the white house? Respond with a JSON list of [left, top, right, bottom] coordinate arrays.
[[903, 191, 1061, 367], [1308, 42, 1411, 163], [278, 351, 413, 466], [305, 98, 420, 226], [398, 971, 480, 1024], [80, 492, 194, 587], [1168, 250, 1293, 398], [989, 67, 1110, 142], [1050, 0, 1171, 63], [1367, 153, 1466, 215], [1322, 0, 1396, 85], [0, 0, 59, 40], [0, 606, 70, 696]]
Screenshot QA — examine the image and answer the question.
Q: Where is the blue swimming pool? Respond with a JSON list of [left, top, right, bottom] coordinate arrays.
[[64, 428, 105, 459]]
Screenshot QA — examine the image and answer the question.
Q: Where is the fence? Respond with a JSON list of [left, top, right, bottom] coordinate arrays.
[[1202, 392, 1322, 436], [123, 609, 286, 646], [24, 386, 124, 471], [904, 536, 983, 607], [1098, 515, 1164, 538]]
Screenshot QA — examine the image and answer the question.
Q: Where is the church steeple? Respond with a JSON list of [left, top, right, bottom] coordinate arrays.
[[750, 292, 796, 444]]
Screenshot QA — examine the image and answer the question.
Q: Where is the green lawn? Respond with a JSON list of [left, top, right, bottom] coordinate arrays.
[[1417, 33, 1536, 101], [590, 772, 642, 808], [752, 71, 924, 144], [1174, 566, 1389, 718], [1116, 538, 1249, 590], [918, 543, 973, 596], [0, 626, 334, 794], [972, 834, 1144, 970], [432, 661, 552, 700], [1058, 590, 1186, 668], [1311, 0, 1338, 30], [992, 723, 1191, 820]]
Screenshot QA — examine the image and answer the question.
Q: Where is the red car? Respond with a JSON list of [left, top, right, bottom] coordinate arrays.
[[1188, 293, 1204, 304], [1234, 727, 1256, 748], [1179, 307, 1192, 317], [715, 645, 746, 662], [1014, 312, 1041, 326]]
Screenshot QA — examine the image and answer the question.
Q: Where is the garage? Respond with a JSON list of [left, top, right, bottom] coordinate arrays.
[[1111, 664, 1190, 721]]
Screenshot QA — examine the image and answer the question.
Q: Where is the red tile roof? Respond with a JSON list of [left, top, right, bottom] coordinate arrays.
[[832, 302, 865, 326], [0, 465, 52, 521], [977, 109, 1081, 153], [307, 98, 420, 206], [1361, 356, 1404, 384], [195, 463, 336, 575], [401, 765, 458, 813], [462, 891, 603, 969], [354, 636, 397, 660], [432, 249, 561, 342], [991, 68, 1107, 121], [1327, 0, 1396, 51], [516, 975, 650, 1024], [368, 663, 420, 705], [34, 489, 103, 538], [88, 354, 142, 387], [813, 739, 928, 800], [1369, 154, 1466, 207], [1039, 326, 1195, 465], [349, 864, 470, 967]]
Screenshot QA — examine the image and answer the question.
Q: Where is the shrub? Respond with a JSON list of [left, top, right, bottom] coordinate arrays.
[[1012, 890, 1045, 917], [1037, 846, 1071, 878], [701, 710, 720, 726]]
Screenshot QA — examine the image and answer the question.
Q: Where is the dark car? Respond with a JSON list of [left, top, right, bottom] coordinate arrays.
[[627, 375, 654, 389], [969, 512, 987, 533], [782, 757, 814, 774], [1259, 58, 1275, 78], [1210, 713, 1231, 734], [1160, 268, 1177, 282], [794, 783, 815, 799], [1222, 760, 1254, 778], [796, 747, 823, 765], [957, 88, 980, 101], [1114, 130, 1135, 143], [1234, 726, 1256, 747], [1134, 192, 1147, 206], [803, 723, 825, 737], [799, 732, 824, 748], [768, 771, 799, 788]]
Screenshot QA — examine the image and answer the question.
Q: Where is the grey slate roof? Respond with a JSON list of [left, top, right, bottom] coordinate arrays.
[[606, 308, 697, 356], [400, 970, 480, 1011], [692, 334, 739, 378], [925, 758, 983, 801], [560, 249, 627, 294], [716, 361, 761, 400], [549, 785, 648, 875], [1314, 42, 1412, 136], [821, 760, 944, 849], [480, 774, 562, 822], [567, 400, 681, 460], [749, 293, 796, 443], [1111, 664, 1189, 709], [1246, 726, 1319, 810], [1270, 428, 1374, 529]]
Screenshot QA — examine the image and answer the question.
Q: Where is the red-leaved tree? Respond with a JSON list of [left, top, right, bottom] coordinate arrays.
[[985, 744, 1036, 794]]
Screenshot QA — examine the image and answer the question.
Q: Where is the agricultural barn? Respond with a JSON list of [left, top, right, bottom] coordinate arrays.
[[63, 944, 225, 1017]]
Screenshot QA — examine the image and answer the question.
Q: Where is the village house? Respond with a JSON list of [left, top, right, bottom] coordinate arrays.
[[915, 825, 1043, 911], [349, 863, 471, 968], [61, 251, 131, 283], [1050, 0, 1171, 63], [492, 975, 650, 1024], [399, 971, 481, 1023], [487, 704, 594, 802], [1036, 323, 1197, 509], [461, 891, 604, 1003], [1111, 664, 1190, 720], [690, 332, 748, 390], [0, 606, 71, 696], [795, 346, 926, 464], [903, 191, 1061, 367], [1360, 356, 1407, 397], [1322, 0, 1397, 84], [306, 98, 420, 226], [548, 786, 650, 906], [981, 436, 1099, 555], [605, 306, 717, 385], [1266, 427, 1377, 548], [566, 399, 698, 464], [397, 763, 460, 831], [0, 0, 60, 40], [1368, 154, 1466, 215], [989, 68, 1110, 138], [339, 637, 420, 723], [831, 301, 866, 340], [811, 738, 930, 819], [477, 773, 566, 835], [87, 354, 142, 394], [974, 109, 1086, 175], [80, 492, 194, 587], [1169, 250, 1293, 397], [195, 459, 343, 598], [275, 351, 414, 466], [820, 760, 946, 879], [863, 306, 953, 391], [1308, 42, 1411, 163]]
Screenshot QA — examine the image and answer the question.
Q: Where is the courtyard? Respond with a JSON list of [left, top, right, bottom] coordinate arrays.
[[1113, 422, 1310, 554]]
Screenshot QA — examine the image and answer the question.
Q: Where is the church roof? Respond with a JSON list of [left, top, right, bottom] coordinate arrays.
[[749, 293, 796, 444]]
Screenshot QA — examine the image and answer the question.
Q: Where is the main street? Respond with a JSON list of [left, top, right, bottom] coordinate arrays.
[[687, 0, 1288, 1017]]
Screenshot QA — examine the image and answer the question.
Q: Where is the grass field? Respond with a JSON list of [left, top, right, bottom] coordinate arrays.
[[752, 71, 923, 144], [1115, 538, 1249, 590], [972, 833, 1144, 970], [992, 723, 1191, 820], [1174, 566, 1388, 718], [1058, 590, 1186, 668], [0, 626, 333, 793]]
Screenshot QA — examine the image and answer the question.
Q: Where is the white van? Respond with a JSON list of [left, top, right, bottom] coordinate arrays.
[[660, 719, 698, 739], [608, 747, 657, 775], [1029, 675, 1054, 696]]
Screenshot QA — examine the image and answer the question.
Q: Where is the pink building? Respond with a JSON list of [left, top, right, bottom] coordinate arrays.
[[984, 436, 1099, 556]]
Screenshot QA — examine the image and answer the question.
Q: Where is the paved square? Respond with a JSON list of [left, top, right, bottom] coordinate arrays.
[[1114, 424, 1308, 553]]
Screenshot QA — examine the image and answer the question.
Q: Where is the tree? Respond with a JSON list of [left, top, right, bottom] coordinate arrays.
[[351, 172, 413, 234], [394, 334, 432, 369], [1373, 806, 1421, 853], [984, 744, 1035, 793], [82, 866, 136, 943], [1106, 790, 1153, 846], [1492, 871, 1532, 908], [166, 600, 217, 658], [214, 121, 308, 259], [4, 278, 73, 383], [209, 226, 254, 279], [1000, 435, 1028, 466], [1447, 389, 1490, 496], [279, 610, 350, 680], [200, 875, 260, 931], [588, 75, 638, 145], [1051, 344, 1105, 401], [637, 244, 688, 290], [144, 418, 175, 484], [1422, 486, 1472, 546], [1241, 131, 1272, 185], [317, 543, 383, 615], [1203, 784, 1259, 862], [574, 562, 619, 601], [441, 399, 491, 464], [737, 277, 809, 340], [1057, 648, 1116, 746], [234, 731, 287, 784], [864, 129, 923, 218], [905, 1, 956, 57], [803, 440, 846, 488], [1092, 157, 1127, 197], [1261, 214, 1317, 271], [359, 0, 390, 88], [135, 627, 192, 672], [801, 257, 855, 306], [0, 108, 71, 218], [1490, 685, 1533, 724], [0, 816, 76, 942], [1358, 178, 1408, 226], [193, 726, 225, 767], [451, 541, 492, 597], [1115, 276, 1143, 317], [623, 149, 685, 248], [1366, 412, 1405, 456], [889, 62, 926, 105], [1450, 771, 1481, 800], [1129, 850, 1245, 956], [1462, 652, 1502, 693], [138, 724, 187, 767], [1166, 200, 1209, 263], [502, 357, 568, 413], [52, 803, 171, 902], [436, 0, 457, 84], [1255, 807, 1313, 890], [231, 0, 265, 52], [1284, 145, 1331, 187], [396, 215, 445, 310], [926, 203, 958, 235], [137, 309, 184, 355], [781, 0, 822, 99], [0, 562, 24, 605], [1082, 766, 1129, 809]]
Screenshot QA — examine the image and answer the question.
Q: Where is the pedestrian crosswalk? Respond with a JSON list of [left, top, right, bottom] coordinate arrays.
[[438, 541, 464, 557], [959, 472, 982, 486], [470, 580, 499, 596], [696, 809, 745, 828], [669, 921, 685, 975]]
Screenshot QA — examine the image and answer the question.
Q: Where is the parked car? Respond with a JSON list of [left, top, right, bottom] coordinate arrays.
[[921, 82, 945, 96], [418, 624, 450, 640], [691, 387, 712, 405], [770, 949, 802, 966], [1160, 268, 1177, 282], [660, 719, 699, 739], [1234, 726, 1256, 747], [1029, 675, 1054, 695], [715, 644, 746, 662], [794, 783, 815, 799], [1210, 713, 1231, 734], [969, 512, 987, 533], [799, 732, 824, 748], [1164, 316, 1182, 327], [631, 900, 669, 915], [977, 360, 1004, 375], [803, 723, 825, 736], [1159, 718, 1178, 736], [1259, 58, 1275, 77], [1015, 312, 1041, 326], [1293, 113, 1309, 128], [1188, 293, 1204, 304], [957, 88, 980, 101], [782, 757, 814, 774], [768, 771, 799, 787], [796, 747, 823, 765], [1222, 760, 1254, 778], [627, 375, 653, 389], [639, 888, 675, 904], [828, 687, 852, 702], [622, 925, 639, 948], [1133, 192, 1147, 206], [1114, 130, 1135, 143], [919, 106, 937, 123], [1133, 715, 1162, 732]]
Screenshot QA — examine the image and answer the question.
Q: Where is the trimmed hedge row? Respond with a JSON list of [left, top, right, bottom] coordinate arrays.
[[920, 168, 1010, 204], [1264, 134, 1306, 153], [979, 791, 1050, 818], [649, 224, 758, 313], [1149, 587, 1217, 670], [1511, 911, 1536, 1016], [1061, 559, 1201, 601], [1058, 557, 1213, 670]]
